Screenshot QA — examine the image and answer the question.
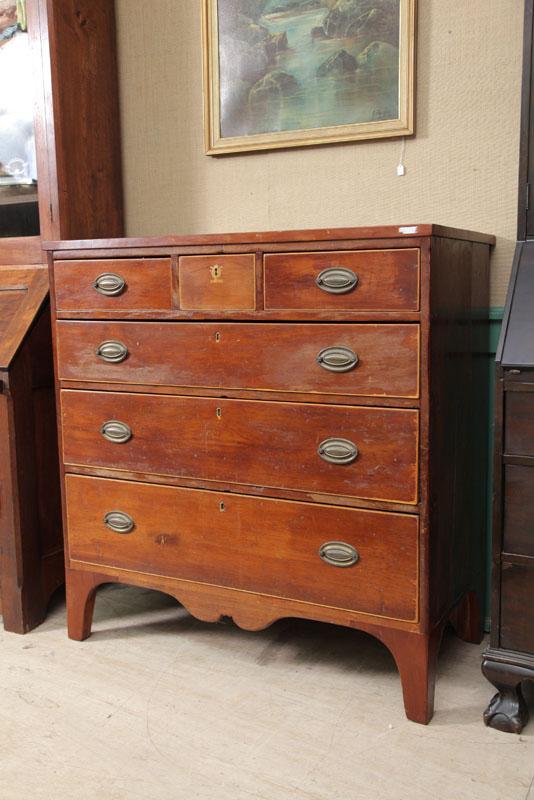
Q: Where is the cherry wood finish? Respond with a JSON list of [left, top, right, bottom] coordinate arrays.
[[0, 238, 43, 266], [179, 254, 256, 310], [0, 268, 63, 632], [54, 259, 172, 312], [0, 0, 124, 632], [55, 321, 420, 399], [60, 390, 419, 504], [264, 249, 420, 311], [47, 225, 493, 724], [26, 0, 123, 244], [65, 475, 419, 621]]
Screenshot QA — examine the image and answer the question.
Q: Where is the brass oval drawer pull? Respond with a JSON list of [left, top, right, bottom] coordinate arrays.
[[93, 272, 126, 297], [100, 420, 132, 444], [318, 437, 358, 464], [316, 267, 358, 294], [104, 511, 134, 534], [317, 346, 358, 372], [96, 340, 129, 363], [319, 541, 359, 567]]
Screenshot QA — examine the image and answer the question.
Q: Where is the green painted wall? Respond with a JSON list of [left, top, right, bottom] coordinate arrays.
[[484, 308, 504, 630]]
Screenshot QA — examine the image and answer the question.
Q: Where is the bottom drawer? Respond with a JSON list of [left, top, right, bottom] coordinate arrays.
[[65, 475, 419, 622], [500, 561, 534, 652]]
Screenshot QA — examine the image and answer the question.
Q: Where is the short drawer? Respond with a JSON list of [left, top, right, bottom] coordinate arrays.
[[53, 259, 172, 313], [61, 391, 419, 504], [505, 391, 534, 456], [264, 249, 420, 312], [65, 475, 419, 621], [179, 254, 255, 310], [503, 466, 534, 557], [500, 561, 534, 652], [56, 321, 420, 400]]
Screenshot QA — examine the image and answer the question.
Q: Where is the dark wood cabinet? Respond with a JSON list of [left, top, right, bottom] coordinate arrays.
[[482, 242, 534, 733], [0, 0, 123, 632], [46, 223, 493, 724], [482, 0, 534, 733]]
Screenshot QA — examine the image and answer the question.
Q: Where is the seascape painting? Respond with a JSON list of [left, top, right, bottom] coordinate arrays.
[[203, 0, 416, 154]]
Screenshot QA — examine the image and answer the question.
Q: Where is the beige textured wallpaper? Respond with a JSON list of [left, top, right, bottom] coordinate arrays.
[[115, 1, 523, 306]]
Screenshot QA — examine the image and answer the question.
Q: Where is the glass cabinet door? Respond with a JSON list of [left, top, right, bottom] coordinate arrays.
[[0, 0, 39, 237]]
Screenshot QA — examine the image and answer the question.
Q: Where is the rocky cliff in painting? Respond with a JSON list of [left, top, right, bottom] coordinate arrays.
[[217, 0, 401, 138]]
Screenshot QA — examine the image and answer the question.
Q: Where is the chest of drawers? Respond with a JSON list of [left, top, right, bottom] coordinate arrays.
[[46, 225, 493, 724]]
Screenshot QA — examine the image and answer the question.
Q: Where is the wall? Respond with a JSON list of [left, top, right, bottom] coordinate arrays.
[[115, 0, 524, 306]]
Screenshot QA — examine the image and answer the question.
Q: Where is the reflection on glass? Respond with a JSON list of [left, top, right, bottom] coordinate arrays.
[[0, 0, 39, 237]]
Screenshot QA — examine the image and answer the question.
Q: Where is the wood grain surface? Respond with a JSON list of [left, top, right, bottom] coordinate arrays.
[[65, 475, 419, 621], [54, 259, 172, 312], [60, 390, 419, 504], [264, 249, 420, 311], [55, 321, 420, 399], [179, 254, 256, 310]]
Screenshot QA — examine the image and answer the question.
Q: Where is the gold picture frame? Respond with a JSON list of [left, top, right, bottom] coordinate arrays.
[[202, 0, 416, 156]]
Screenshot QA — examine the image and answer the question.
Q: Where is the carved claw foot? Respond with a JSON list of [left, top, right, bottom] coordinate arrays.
[[482, 655, 531, 734], [483, 686, 528, 734]]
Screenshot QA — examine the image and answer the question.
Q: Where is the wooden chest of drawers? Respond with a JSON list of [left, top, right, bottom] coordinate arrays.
[[46, 225, 493, 724]]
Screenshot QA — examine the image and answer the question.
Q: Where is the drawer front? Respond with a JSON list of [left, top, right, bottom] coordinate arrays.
[[65, 475, 419, 621], [56, 321, 420, 399], [179, 254, 255, 310], [500, 561, 534, 652], [264, 249, 420, 311], [61, 391, 419, 504], [505, 391, 534, 456], [503, 466, 534, 557], [54, 259, 172, 313]]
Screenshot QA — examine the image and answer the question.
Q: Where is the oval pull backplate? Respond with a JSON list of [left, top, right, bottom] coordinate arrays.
[[319, 541, 359, 567], [317, 346, 358, 373], [93, 272, 126, 297], [316, 267, 358, 294], [96, 340, 129, 363], [318, 437, 358, 465], [104, 511, 134, 534], [100, 419, 132, 444]]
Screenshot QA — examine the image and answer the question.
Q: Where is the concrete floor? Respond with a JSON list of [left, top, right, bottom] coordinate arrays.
[[1, 585, 533, 800]]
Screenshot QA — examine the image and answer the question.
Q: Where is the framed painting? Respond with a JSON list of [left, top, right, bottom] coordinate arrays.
[[202, 0, 416, 155]]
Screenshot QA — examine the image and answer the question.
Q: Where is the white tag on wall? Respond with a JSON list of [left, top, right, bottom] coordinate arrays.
[[397, 163, 406, 177]]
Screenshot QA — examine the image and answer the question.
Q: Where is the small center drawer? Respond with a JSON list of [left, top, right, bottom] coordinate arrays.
[[179, 254, 256, 310], [65, 475, 419, 621], [61, 391, 419, 504], [56, 321, 420, 399], [264, 249, 420, 311], [54, 259, 172, 313]]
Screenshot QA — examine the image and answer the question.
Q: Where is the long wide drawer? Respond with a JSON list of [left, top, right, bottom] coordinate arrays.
[[264, 249, 420, 311], [61, 391, 419, 504], [65, 475, 419, 621], [56, 321, 420, 399]]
